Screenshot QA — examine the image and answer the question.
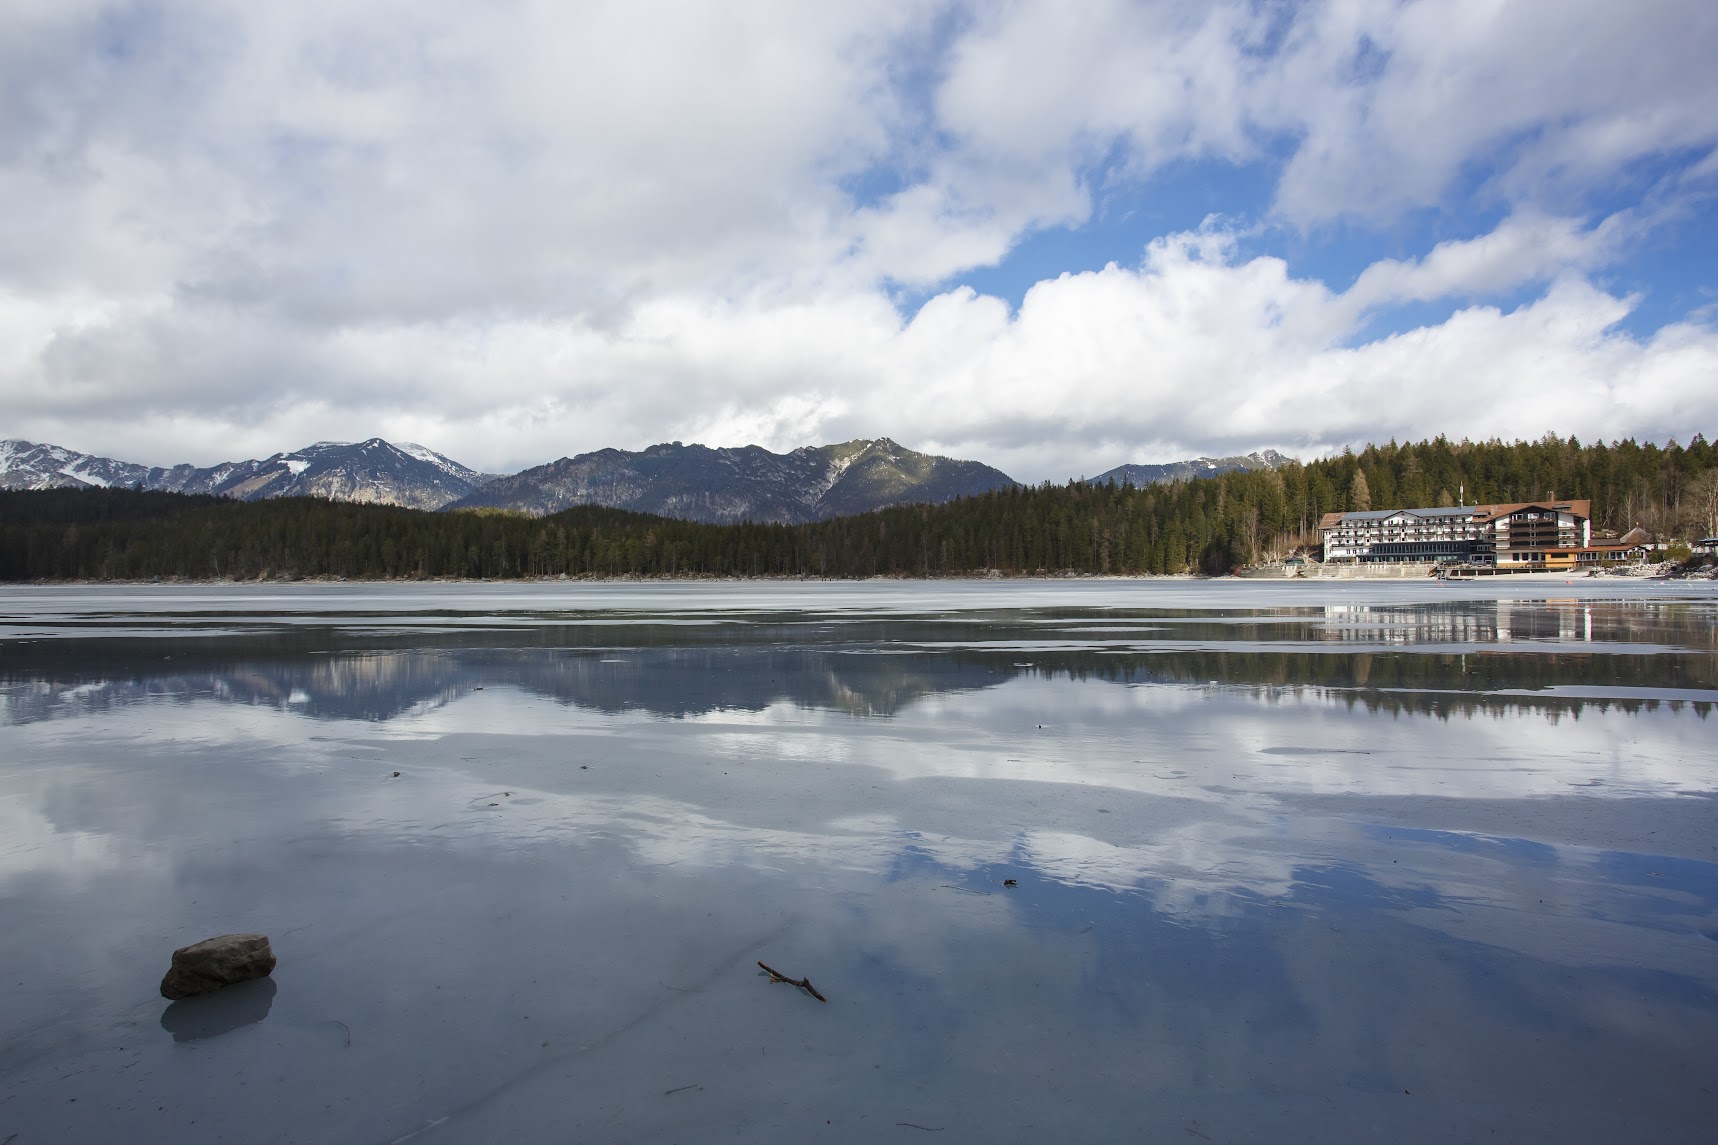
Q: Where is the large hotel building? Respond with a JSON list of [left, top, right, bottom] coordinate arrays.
[[1319, 500, 1637, 570]]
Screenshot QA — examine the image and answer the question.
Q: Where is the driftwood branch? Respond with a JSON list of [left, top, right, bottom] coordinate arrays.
[[757, 960, 828, 1002]]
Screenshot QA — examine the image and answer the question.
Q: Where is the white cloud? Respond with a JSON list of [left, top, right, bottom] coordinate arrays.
[[6, 217, 1718, 479], [1259, 1, 1718, 222], [862, 227, 1718, 478], [936, 1, 1258, 170], [935, 0, 1718, 226], [1343, 212, 1624, 313], [0, 1, 1715, 478]]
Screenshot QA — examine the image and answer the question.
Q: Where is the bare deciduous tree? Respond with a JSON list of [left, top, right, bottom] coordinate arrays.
[[1686, 468, 1718, 539]]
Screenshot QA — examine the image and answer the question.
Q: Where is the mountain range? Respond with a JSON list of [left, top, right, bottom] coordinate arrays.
[[0, 438, 489, 511], [1090, 450, 1293, 486], [0, 437, 1293, 522], [446, 438, 1013, 523]]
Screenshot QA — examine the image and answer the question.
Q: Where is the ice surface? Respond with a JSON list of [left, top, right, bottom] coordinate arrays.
[[1, 581, 1715, 1143]]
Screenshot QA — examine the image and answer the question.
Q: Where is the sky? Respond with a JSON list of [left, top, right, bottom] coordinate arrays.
[[4, 0, 1718, 483]]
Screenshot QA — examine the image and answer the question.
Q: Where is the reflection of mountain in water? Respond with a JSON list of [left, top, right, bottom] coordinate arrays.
[[2, 598, 1713, 726], [491, 649, 1015, 718], [3, 637, 1712, 727], [0, 648, 1015, 725], [0, 651, 471, 725]]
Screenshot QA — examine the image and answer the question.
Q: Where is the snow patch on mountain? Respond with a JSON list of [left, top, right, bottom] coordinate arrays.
[[396, 442, 485, 481], [1089, 450, 1294, 487], [448, 437, 1017, 523], [61, 466, 110, 487], [396, 442, 443, 465], [0, 438, 491, 509]]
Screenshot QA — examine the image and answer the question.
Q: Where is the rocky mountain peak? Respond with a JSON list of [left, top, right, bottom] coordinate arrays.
[[447, 438, 1016, 522], [0, 437, 494, 509]]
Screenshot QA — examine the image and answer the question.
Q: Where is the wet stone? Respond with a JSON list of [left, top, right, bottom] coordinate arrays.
[[159, 933, 277, 1000]]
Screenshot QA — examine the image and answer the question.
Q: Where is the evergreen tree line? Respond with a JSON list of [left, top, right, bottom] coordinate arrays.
[[3, 434, 1714, 581]]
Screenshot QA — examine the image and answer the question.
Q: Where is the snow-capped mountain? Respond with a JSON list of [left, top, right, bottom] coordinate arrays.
[[0, 439, 156, 491], [4, 435, 1295, 520], [446, 438, 1017, 523], [0, 438, 493, 510], [1088, 450, 1293, 486]]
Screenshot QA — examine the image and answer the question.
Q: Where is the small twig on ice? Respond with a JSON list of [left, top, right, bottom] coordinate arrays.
[[757, 960, 828, 1002], [896, 1123, 944, 1132]]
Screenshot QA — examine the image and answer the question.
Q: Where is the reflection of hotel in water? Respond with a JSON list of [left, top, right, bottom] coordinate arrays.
[[1315, 599, 1718, 649], [1318, 601, 1600, 644]]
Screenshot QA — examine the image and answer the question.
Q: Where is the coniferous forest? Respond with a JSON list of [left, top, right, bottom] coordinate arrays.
[[3, 434, 1715, 581]]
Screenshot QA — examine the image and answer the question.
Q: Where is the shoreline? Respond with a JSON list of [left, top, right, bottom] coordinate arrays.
[[1, 569, 1707, 587]]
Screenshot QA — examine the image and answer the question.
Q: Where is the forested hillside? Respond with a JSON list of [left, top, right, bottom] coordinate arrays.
[[3, 435, 1713, 580]]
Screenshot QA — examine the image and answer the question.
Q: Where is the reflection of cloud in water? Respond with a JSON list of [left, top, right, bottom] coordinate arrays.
[[0, 794, 168, 880], [3, 593, 1713, 986], [5, 584, 1717, 1144], [1021, 823, 1300, 906], [7, 713, 1711, 989], [9, 663, 1714, 832], [421, 776, 1714, 977]]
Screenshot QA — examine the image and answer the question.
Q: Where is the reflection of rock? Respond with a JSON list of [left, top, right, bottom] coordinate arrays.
[[159, 932, 277, 999], [160, 976, 277, 1042]]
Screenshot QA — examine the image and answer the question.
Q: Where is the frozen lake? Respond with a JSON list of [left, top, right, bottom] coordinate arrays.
[[2, 580, 1717, 1143]]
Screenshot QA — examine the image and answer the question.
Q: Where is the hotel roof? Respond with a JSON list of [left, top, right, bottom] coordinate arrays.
[[1320, 500, 1591, 531], [1319, 506, 1477, 528], [1469, 500, 1592, 522]]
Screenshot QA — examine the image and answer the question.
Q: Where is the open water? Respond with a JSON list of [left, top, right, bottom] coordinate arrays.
[[1, 580, 1716, 1143]]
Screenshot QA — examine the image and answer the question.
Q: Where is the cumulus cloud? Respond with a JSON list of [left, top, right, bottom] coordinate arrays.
[[1266, 0, 1718, 223], [0, 1, 1714, 478], [930, 0, 1718, 227], [1342, 212, 1625, 313], [867, 226, 1718, 477]]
